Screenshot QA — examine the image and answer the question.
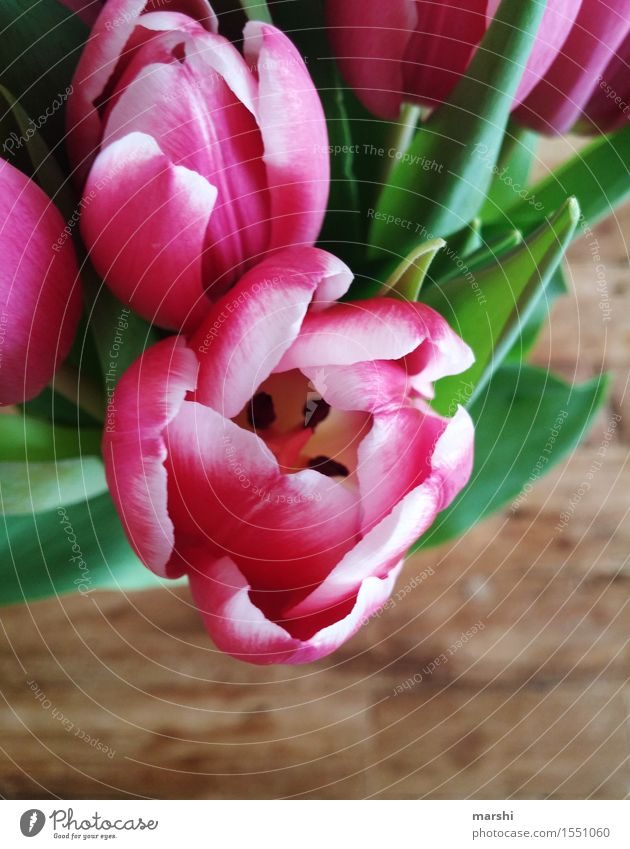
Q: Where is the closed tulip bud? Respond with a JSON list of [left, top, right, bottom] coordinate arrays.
[[0, 161, 82, 406], [326, 0, 581, 120], [69, 1, 329, 332], [515, 0, 630, 134]]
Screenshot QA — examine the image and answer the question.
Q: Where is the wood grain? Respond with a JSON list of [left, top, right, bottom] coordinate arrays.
[[1, 140, 629, 800]]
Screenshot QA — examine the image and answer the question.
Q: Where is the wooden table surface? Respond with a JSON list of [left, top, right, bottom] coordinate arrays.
[[1, 140, 629, 800]]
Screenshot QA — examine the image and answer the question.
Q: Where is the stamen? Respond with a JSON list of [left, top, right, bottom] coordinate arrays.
[[248, 392, 276, 429], [307, 455, 349, 478]]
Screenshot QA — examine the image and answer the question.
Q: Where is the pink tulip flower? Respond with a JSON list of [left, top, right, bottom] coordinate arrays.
[[103, 247, 474, 665], [326, 0, 582, 119], [70, 1, 329, 332], [0, 161, 81, 406], [514, 0, 630, 134]]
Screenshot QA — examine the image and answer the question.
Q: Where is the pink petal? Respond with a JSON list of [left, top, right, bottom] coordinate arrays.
[[276, 298, 474, 391], [102, 31, 270, 291], [580, 33, 630, 132], [189, 248, 353, 417], [81, 131, 218, 332], [358, 404, 474, 534], [285, 482, 442, 622], [188, 554, 403, 665], [285, 407, 473, 631], [244, 22, 330, 249], [402, 0, 491, 107], [164, 401, 361, 612], [102, 336, 199, 577], [515, 0, 630, 134], [326, 0, 417, 119], [66, 0, 216, 182], [302, 360, 412, 414], [513, 0, 583, 104], [0, 161, 81, 405]]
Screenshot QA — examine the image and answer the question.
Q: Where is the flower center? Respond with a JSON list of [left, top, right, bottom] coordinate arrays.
[[234, 369, 370, 480]]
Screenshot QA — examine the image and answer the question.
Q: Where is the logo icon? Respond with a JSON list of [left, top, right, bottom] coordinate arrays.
[[20, 809, 45, 837]]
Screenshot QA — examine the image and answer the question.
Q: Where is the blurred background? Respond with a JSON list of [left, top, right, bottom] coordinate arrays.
[[0, 138, 628, 800]]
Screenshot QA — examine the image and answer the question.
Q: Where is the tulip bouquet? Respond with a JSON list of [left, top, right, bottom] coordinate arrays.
[[0, 0, 625, 664]]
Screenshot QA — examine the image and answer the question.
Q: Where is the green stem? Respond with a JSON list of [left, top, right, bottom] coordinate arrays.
[[52, 361, 104, 422], [380, 103, 422, 190]]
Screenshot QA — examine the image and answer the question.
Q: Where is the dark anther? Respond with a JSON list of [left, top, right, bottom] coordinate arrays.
[[247, 392, 276, 429], [308, 455, 349, 478], [172, 42, 186, 63], [304, 397, 330, 428]]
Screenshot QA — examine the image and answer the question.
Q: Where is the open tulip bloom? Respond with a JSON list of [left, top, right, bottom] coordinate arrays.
[[0, 0, 623, 665]]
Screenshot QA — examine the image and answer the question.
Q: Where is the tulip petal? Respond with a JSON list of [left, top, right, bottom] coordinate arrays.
[[188, 553, 402, 664], [513, 0, 583, 104], [357, 405, 474, 534], [244, 22, 330, 249], [101, 32, 270, 292], [189, 248, 353, 417], [103, 336, 199, 577], [302, 360, 412, 414], [0, 161, 81, 406], [515, 0, 630, 134], [81, 131, 219, 331], [326, 0, 417, 119], [284, 482, 441, 624], [66, 0, 216, 181], [164, 401, 361, 611], [276, 299, 474, 390], [581, 34, 630, 133], [402, 0, 491, 107]]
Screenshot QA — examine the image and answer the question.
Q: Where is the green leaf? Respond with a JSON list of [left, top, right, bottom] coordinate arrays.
[[437, 228, 522, 285], [82, 265, 158, 396], [480, 123, 538, 223], [370, 0, 546, 254], [430, 218, 483, 282], [0, 457, 107, 515], [504, 265, 568, 363], [500, 124, 630, 236], [380, 238, 445, 301], [0, 0, 87, 154], [238, 0, 272, 23], [0, 491, 173, 605], [0, 415, 101, 462], [423, 198, 579, 415], [415, 365, 610, 550]]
